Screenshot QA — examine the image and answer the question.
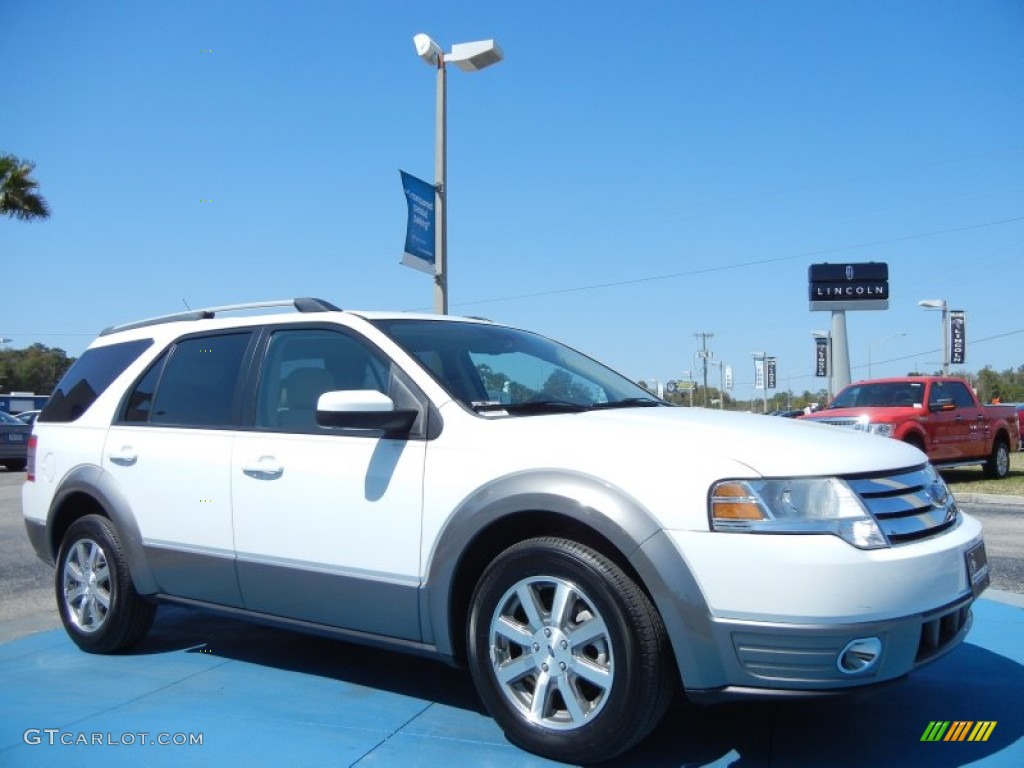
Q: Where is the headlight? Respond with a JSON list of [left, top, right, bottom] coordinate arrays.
[[710, 477, 888, 549], [854, 416, 893, 437]]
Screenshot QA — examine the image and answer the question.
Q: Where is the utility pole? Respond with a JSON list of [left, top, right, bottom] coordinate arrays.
[[694, 332, 714, 408]]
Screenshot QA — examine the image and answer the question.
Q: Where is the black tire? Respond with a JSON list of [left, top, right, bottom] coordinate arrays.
[[55, 515, 156, 653], [3, 460, 27, 471], [984, 439, 1010, 479], [466, 537, 674, 764]]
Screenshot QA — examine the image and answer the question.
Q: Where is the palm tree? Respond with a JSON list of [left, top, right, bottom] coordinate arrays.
[[0, 153, 51, 221]]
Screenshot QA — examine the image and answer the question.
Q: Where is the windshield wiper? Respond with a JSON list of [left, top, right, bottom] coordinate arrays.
[[472, 398, 661, 415], [473, 400, 589, 414], [590, 398, 662, 410]]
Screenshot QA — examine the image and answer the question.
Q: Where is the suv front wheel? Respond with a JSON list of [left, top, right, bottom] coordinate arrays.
[[466, 537, 674, 764], [56, 515, 156, 653]]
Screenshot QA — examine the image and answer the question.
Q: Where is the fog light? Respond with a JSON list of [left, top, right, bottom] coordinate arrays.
[[838, 637, 882, 674]]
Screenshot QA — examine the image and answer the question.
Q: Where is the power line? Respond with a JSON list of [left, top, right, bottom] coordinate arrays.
[[782, 327, 1024, 385], [447, 215, 1024, 309]]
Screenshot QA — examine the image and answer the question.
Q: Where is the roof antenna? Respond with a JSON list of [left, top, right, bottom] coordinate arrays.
[[182, 298, 192, 310]]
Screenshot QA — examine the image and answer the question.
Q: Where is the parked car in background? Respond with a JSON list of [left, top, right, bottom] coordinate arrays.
[[15, 410, 40, 426], [0, 410, 31, 470], [800, 377, 1019, 477]]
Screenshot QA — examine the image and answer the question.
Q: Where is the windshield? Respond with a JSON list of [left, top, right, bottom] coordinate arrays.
[[370, 319, 662, 414], [827, 381, 924, 409]]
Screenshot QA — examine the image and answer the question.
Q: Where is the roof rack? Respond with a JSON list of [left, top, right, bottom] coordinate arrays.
[[100, 297, 342, 336]]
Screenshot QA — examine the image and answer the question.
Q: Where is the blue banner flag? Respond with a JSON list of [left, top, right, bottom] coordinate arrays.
[[400, 170, 436, 274]]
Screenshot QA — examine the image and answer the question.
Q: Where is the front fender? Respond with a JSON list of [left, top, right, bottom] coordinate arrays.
[[894, 422, 927, 448], [419, 469, 714, 688]]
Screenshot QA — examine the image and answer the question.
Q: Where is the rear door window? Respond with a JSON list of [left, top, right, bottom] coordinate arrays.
[[146, 333, 253, 428]]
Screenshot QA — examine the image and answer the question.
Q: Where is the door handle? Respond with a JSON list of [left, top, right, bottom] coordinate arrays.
[[241, 457, 284, 479], [108, 446, 138, 466]]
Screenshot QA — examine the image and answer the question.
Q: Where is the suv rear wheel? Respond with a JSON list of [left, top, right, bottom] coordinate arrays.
[[56, 515, 156, 653], [466, 537, 673, 763]]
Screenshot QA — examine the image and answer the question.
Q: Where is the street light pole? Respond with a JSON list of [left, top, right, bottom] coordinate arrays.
[[918, 299, 949, 375], [414, 34, 503, 315], [434, 58, 448, 315]]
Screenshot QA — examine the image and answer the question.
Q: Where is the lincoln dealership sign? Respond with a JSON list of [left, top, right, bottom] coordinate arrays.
[[808, 262, 889, 311], [950, 310, 966, 365]]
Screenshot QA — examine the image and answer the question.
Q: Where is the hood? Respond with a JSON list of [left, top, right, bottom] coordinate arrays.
[[521, 406, 926, 478]]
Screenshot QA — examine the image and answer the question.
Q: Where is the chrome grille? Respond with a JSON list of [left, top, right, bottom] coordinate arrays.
[[846, 465, 959, 545], [815, 417, 860, 428]]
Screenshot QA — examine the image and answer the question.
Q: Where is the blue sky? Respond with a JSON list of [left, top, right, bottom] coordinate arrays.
[[3, 0, 1023, 399]]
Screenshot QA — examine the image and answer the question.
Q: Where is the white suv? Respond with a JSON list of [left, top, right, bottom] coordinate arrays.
[[23, 299, 989, 763]]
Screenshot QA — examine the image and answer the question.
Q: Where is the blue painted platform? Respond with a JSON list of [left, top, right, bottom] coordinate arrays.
[[0, 597, 1021, 766]]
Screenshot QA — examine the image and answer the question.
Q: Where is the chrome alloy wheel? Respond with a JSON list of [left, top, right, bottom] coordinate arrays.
[[62, 539, 112, 634], [997, 445, 1009, 477], [488, 575, 613, 730]]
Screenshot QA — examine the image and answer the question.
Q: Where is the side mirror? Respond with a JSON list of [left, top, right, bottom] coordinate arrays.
[[316, 390, 417, 435], [928, 399, 956, 413]]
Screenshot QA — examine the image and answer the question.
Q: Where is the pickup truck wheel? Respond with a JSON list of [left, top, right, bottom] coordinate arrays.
[[467, 537, 673, 763], [55, 515, 156, 653], [985, 439, 1010, 479]]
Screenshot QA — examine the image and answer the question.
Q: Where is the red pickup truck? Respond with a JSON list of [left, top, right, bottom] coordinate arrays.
[[800, 376, 1020, 478]]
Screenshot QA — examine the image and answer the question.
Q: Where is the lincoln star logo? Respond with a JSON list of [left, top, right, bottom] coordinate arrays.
[[845, 265, 855, 280]]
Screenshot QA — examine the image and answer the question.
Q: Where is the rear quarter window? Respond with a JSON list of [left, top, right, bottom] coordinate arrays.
[[39, 338, 154, 423]]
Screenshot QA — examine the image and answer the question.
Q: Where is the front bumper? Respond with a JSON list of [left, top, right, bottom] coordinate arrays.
[[685, 593, 972, 702], [630, 518, 984, 696]]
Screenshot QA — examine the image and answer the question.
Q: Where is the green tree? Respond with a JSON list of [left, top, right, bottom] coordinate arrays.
[[0, 153, 51, 221], [0, 344, 72, 394], [474, 363, 533, 403], [541, 369, 596, 403], [975, 365, 1024, 404]]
